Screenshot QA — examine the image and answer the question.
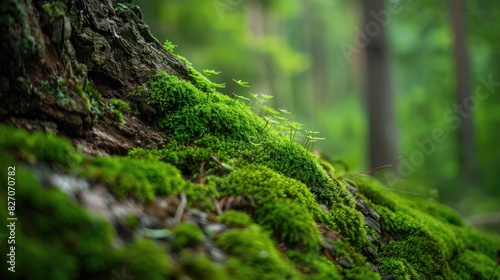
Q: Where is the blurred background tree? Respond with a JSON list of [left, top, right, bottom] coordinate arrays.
[[135, 0, 500, 233]]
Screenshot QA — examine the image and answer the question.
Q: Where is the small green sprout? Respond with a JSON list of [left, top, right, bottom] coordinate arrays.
[[163, 40, 177, 52], [262, 106, 280, 116], [248, 92, 265, 109], [211, 82, 226, 89], [288, 121, 303, 142], [232, 79, 250, 88], [302, 130, 324, 150], [249, 92, 262, 101], [203, 69, 222, 76], [261, 116, 279, 133], [260, 93, 273, 102], [230, 79, 250, 105], [231, 93, 251, 106], [279, 108, 292, 115]]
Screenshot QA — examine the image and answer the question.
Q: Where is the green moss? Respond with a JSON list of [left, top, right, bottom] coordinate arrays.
[[352, 175, 500, 279], [109, 95, 131, 124], [214, 165, 327, 251], [0, 165, 172, 280], [171, 222, 205, 251], [111, 98, 130, 112], [0, 124, 81, 167], [163, 39, 177, 52], [42, 2, 66, 18], [82, 156, 186, 201], [216, 225, 301, 279], [74, 82, 91, 110], [176, 250, 228, 280], [287, 250, 343, 280], [449, 250, 499, 280], [219, 210, 254, 227], [111, 109, 126, 123]]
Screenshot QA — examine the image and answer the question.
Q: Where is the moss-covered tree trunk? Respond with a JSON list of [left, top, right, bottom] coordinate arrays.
[[1, 1, 500, 280], [1, 0, 190, 155]]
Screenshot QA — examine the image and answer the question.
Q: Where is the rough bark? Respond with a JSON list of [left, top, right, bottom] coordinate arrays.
[[362, 0, 397, 172], [0, 0, 190, 155]]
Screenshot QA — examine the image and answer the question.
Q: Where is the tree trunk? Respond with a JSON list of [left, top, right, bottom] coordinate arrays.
[[0, 0, 190, 155], [362, 0, 397, 171], [449, 0, 478, 187]]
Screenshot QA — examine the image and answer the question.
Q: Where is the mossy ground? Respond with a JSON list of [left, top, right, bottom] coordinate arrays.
[[1, 48, 500, 280]]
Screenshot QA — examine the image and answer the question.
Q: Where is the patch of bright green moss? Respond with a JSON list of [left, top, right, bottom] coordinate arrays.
[[171, 222, 205, 251], [0, 165, 171, 280], [133, 71, 360, 228], [287, 250, 343, 280], [176, 250, 229, 280], [82, 156, 186, 201], [216, 224, 301, 280], [352, 176, 500, 279], [0, 124, 81, 167], [218, 210, 254, 227]]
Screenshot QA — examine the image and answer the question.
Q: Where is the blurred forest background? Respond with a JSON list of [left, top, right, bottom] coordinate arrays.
[[134, 0, 500, 233]]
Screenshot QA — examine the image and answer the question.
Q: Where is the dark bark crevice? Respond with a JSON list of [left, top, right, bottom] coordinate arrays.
[[0, 0, 188, 155]]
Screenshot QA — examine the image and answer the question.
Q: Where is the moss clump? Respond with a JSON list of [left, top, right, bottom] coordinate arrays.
[[176, 250, 228, 280], [108, 98, 129, 123], [216, 225, 301, 280], [219, 210, 254, 227], [0, 124, 81, 168], [287, 250, 343, 280], [352, 176, 500, 279], [171, 222, 205, 251], [133, 68, 356, 221], [130, 134, 352, 208], [0, 165, 172, 280], [131, 71, 365, 253], [82, 156, 186, 201]]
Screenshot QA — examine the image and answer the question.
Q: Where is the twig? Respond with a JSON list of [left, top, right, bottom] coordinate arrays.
[[173, 192, 186, 225]]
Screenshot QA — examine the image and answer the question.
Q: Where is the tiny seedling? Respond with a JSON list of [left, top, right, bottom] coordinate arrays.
[[163, 40, 177, 52], [262, 106, 280, 116], [260, 93, 273, 101], [230, 79, 250, 106], [203, 69, 222, 76], [288, 121, 303, 142], [279, 108, 292, 115]]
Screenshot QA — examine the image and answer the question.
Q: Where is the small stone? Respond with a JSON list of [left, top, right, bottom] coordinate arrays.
[[205, 223, 227, 235]]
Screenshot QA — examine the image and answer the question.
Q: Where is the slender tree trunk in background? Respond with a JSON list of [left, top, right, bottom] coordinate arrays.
[[362, 0, 397, 171], [449, 0, 478, 187]]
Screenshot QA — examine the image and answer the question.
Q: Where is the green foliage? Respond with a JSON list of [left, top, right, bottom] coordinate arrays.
[[287, 250, 343, 280], [82, 156, 186, 201], [352, 176, 500, 279], [110, 98, 130, 124], [216, 225, 301, 280], [111, 99, 130, 111], [0, 165, 172, 280], [171, 222, 205, 251], [2, 56, 500, 277], [257, 201, 321, 252], [177, 250, 228, 280], [163, 39, 177, 52], [219, 210, 254, 227], [0, 124, 81, 167]]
